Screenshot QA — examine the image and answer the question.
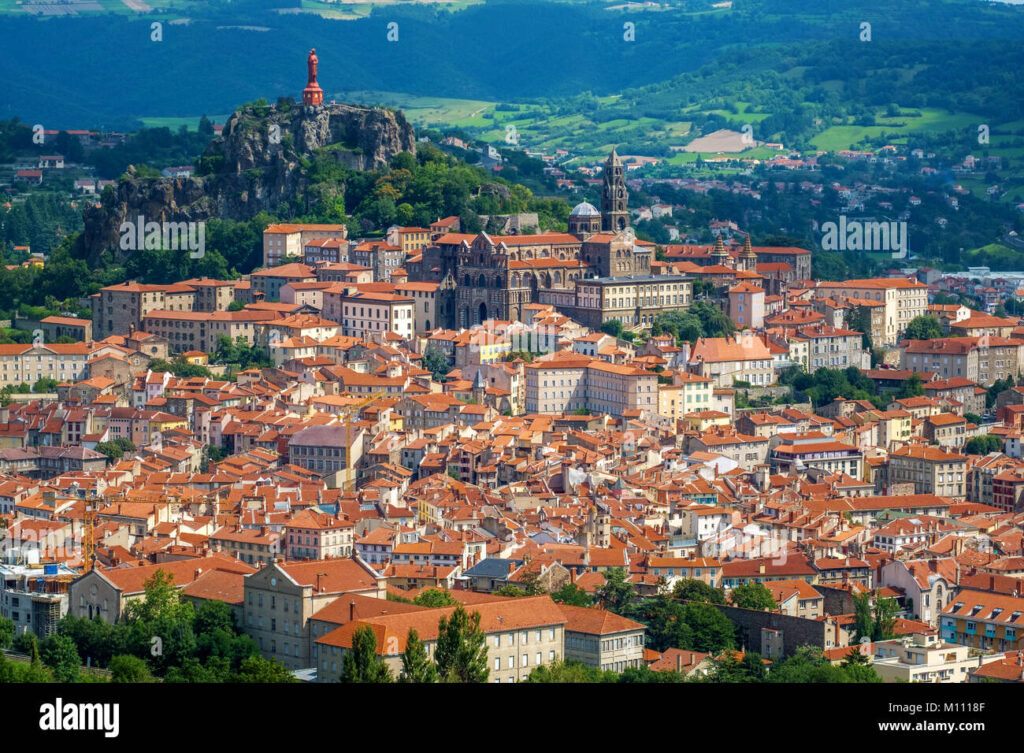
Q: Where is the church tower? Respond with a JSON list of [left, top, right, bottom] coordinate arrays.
[[740, 233, 758, 271], [601, 149, 629, 232], [711, 234, 730, 267]]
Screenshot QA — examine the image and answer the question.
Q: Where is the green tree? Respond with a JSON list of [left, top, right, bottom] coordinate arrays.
[[523, 659, 616, 683], [673, 578, 727, 604], [341, 626, 394, 683], [550, 582, 593, 607], [681, 602, 736, 654], [0, 616, 14, 649], [109, 654, 154, 683], [964, 434, 1003, 455], [638, 594, 693, 652], [903, 315, 943, 340], [597, 568, 636, 616], [422, 346, 450, 380], [40, 633, 81, 682], [435, 606, 489, 683], [413, 588, 459, 608], [399, 628, 438, 683], [236, 655, 297, 683], [600, 319, 623, 338], [729, 583, 778, 611]]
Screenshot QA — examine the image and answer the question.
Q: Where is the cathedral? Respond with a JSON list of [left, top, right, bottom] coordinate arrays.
[[411, 149, 657, 329]]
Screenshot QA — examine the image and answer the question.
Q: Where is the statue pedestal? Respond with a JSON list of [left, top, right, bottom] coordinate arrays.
[[302, 85, 324, 106]]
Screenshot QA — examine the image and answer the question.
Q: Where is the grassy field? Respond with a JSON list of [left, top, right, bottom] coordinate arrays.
[[810, 108, 980, 151], [138, 114, 229, 130]]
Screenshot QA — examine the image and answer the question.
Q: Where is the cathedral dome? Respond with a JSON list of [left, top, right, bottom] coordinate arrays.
[[570, 201, 601, 217]]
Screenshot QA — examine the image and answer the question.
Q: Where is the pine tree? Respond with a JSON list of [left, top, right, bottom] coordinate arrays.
[[341, 626, 393, 683], [434, 606, 489, 683], [399, 628, 438, 683]]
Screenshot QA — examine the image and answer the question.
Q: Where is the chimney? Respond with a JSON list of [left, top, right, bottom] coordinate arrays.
[[676, 653, 683, 673], [349, 600, 356, 622]]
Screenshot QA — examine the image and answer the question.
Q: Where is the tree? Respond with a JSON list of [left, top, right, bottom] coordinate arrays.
[[853, 592, 899, 642], [523, 659, 616, 683], [707, 651, 768, 683], [422, 346, 450, 380], [896, 372, 925, 399], [399, 628, 438, 683], [341, 626, 394, 683], [672, 579, 726, 604], [637, 594, 693, 652], [32, 376, 58, 393], [729, 583, 778, 611], [0, 616, 14, 649], [680, 603, 735, 654], [597, 568, 636, 616], [493, 585, 527, 597], [600, 319, 623, 338], [435, 606, 489, 683], [903, 315, 943, 340], [550, 582, 593, 607], [109, 654, 154, 683], [964, 434, 1003, 455], [236, 655, 298, 683], [40, 633, 81, 682], [413, 588, 459, 608]]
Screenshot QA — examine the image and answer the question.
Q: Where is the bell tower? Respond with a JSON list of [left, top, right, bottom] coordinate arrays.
[[601, 148, 629, 232]]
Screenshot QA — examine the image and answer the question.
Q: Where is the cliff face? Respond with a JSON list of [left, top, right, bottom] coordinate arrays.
[[76, 101, 416, 264]]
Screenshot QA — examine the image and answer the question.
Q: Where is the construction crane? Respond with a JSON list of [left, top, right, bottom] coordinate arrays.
[[82, 496, 98, 572]]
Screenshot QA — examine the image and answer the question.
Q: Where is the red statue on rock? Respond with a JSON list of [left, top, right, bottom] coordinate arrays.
[[303, 48, 324, 106]]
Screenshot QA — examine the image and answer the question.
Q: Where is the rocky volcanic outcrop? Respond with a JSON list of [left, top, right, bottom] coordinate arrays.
[[76, 101, 416, 265]]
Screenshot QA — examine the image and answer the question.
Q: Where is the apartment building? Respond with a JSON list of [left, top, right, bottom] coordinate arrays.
[[339, 290, 415, 340], [816, 277, 929, 345], [887, 444, 967, 498], [525, 351, 658, 416], [941, 589, 1024, 652], [899, 336, 1024, 386], [242, 558, 385, 670], [0, 343, 92, 388], [262, 223, 348, 268], [183, 277, 236, 312], [303, 238, 350, 266], [769, 434, 863, 477], [141, 309, 279, 353], [658, 371, 714, 421], [210, 526, 282, 566], [287, 424, 365, 480], [394, 281, 441, 333], [285, 509, 355, 560], [387, 225, 433, 254], [91, 281, 196, 340], [250, 263, 317, 301], [728, 282, 765, 329], [568, 274, 693, 330], [871, 632, 981, 683], [560, 604, 646, 672], [351, 240, 406, 281], [313, 595, 567, 683], [688, 334, 774, 388], [797, 323, 869, 370]]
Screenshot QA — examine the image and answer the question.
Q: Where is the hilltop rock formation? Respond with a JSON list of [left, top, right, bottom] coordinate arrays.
[[75, 100, 416, 265]]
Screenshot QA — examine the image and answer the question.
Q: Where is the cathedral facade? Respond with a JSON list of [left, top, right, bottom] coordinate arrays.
[[411, 149, 659, 329]]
